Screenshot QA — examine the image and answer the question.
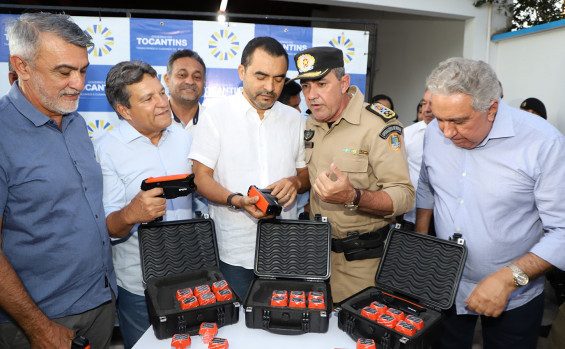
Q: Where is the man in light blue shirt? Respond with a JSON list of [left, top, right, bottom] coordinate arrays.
[[415, 57, 565, 349], [94, 60, 193, 348]]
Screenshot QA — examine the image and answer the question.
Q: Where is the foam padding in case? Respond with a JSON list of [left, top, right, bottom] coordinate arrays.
[[255, 219, 331, 280], [375, 229, 467, 311], [139, 219, 219, 283]]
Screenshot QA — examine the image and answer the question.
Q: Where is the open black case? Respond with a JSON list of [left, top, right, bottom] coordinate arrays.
[[337, 228, 467, 349], [243, 216, 332, 334], [138, 217, 240, 339]]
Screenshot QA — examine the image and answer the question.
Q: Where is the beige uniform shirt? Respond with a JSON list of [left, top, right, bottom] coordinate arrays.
[[306, 86, 414, 239]]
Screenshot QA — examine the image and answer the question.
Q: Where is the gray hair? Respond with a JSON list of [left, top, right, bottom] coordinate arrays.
[[7, 13, 92, 65], [426, 57, 501, 113], [332, 67, 345, 81], [105, 60, 157, 120]]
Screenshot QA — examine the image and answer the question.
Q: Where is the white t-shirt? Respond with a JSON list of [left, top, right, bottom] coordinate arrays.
[[189, 89, 306, 269]]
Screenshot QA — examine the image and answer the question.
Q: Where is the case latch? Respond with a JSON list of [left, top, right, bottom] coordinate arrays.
[[177, 315, 186, 333], [450, 233, 465, 245], [216, 306, 226, 326], [380, 332, 392, 349], [344, 314, 355, 335], [301, 312, 310, 332], [262, 310, 271, 330]]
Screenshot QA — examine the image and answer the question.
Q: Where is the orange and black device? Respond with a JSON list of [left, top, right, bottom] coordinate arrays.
[[247, 185, 282, 216], [171, 333, 191, 349], [356, 338, 376, 349], [141, 173, 197, 199], [71, 336, 90, 349]]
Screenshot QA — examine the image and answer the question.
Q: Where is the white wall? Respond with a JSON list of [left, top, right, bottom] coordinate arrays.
[[492, 25, 565, 132], [373, 18, 464, 126]]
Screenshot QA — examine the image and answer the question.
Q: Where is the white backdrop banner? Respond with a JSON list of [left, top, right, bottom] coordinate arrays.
[[0, 14, 369, 140]]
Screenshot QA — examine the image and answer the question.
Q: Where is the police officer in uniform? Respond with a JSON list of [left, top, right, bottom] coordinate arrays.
[[291, 47, 414, 302]]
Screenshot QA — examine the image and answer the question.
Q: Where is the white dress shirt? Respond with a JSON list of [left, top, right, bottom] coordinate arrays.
[[403, 120, 428, 223], [189, 88, 306, 269]]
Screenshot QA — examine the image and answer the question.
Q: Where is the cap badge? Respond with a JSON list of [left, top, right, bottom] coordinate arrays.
[[297, 54, 315, 73]]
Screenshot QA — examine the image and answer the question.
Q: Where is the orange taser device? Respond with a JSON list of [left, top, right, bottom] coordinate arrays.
[[248, 185, 282, 216]]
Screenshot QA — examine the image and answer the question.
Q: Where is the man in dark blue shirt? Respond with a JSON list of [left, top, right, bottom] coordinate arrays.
[[0, 13, 117, 348]]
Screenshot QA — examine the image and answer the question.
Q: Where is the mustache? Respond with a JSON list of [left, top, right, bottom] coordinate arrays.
[[59, 88, 81, 97], [179, 84, 198, 91], [256, 89, 276, 98]]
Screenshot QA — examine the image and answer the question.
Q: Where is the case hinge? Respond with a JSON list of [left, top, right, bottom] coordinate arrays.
[[301, 312, 310, 332], [262, 310, 271, 330], [314, 214, 328, 222], [177, 315, 186, 333], [450, 233, 465, 245], [245, 306, 253, 313]]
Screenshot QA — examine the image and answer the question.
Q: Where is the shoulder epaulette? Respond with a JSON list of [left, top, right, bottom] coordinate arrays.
[[366, 102, 397, 123]]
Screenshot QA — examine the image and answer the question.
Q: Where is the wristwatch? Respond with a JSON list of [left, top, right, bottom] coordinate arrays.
[[507, 263, 529, 287], [227, 192, 243, 209], [344, 188, 361, 211]]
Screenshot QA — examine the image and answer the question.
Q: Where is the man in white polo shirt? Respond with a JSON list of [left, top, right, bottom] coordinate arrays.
[[189, 37, 309, 298]]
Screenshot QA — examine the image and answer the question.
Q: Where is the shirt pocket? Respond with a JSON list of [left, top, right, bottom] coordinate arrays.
[[334, 153, 370, 188]]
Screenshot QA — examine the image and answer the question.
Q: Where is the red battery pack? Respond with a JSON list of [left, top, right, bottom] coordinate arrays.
[[307, 291, 324, 302], [377, 314, 397, 328], [176, 288, 194, 302], [194, 285, 211, 297], [290, 290, 306, 299], [386, 308, 405, 322], [308, 298, 325, 309], [360, 306, 380, 321], [395, 321, 417, 336], [199, 322, 218, 344], [369, 301, 387, 314], [288, 297, 306, 308], [171, 333, 191, 349], [272, 290, 288, 300], [215, 288, 233, 302], [198, 292, 217, 305], [405, 315, 424, 330], [356, 338, 376, 349], [208, 337, 229, 349], [211, 280, 229, 293], [180, 296, 199, 310], [270, 295, 287, 307]]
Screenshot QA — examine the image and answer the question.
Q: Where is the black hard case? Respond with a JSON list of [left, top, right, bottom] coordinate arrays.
[[243, 217, 332, 334], [138, 218, 240, 340], [337, 228, 467, 349]]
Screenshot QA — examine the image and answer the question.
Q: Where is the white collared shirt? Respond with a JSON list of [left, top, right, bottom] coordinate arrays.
[[189, 88, 306, 269], [403, 120, 428, 223], [94, 120, 193, 295]]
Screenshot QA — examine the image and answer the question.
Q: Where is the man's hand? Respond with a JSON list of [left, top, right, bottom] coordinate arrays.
[[124, 188, 167, 224], [28, 319, 74, 349], [312, 163, 355, 204], [265, 177, 300, 208], [234, 195, 273, 219], [465, 267, 515, 317]]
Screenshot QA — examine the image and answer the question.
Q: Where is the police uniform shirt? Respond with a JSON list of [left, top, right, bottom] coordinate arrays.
[[305, 86, 414, 238]]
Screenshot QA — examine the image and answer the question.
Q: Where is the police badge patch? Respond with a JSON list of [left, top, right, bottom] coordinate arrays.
[[388, 133, 401, 150], [366, 102, 397, 122], [304, 130, 315, 141]]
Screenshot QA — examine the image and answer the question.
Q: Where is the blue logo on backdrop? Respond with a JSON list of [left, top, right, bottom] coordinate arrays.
[[329, 35, 355, 63], [208, 29, 240, 61], [130, 18, 193, 66], [85, 25, 114, 57], [78, 65, 113, 113], [255, 24, 312, 64], [87, 120, 114, 141]]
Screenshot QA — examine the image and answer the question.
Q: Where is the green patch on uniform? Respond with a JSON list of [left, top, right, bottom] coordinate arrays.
[[366, 102, 397, 122], [379, 124, 403, 139]]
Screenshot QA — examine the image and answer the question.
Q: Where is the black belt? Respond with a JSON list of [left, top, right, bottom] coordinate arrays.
[[332, 225, 390, 261]]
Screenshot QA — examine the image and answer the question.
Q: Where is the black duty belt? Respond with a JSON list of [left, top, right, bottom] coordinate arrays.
[[332, 225, 390, 261]]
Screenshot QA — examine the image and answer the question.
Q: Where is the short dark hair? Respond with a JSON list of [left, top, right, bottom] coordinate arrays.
[[106, 60, 157, 119], [278, 78, 302, 105], [241, 37, 288, 69], [166, 49, 206, 78], [370, 94, 394, 111]]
